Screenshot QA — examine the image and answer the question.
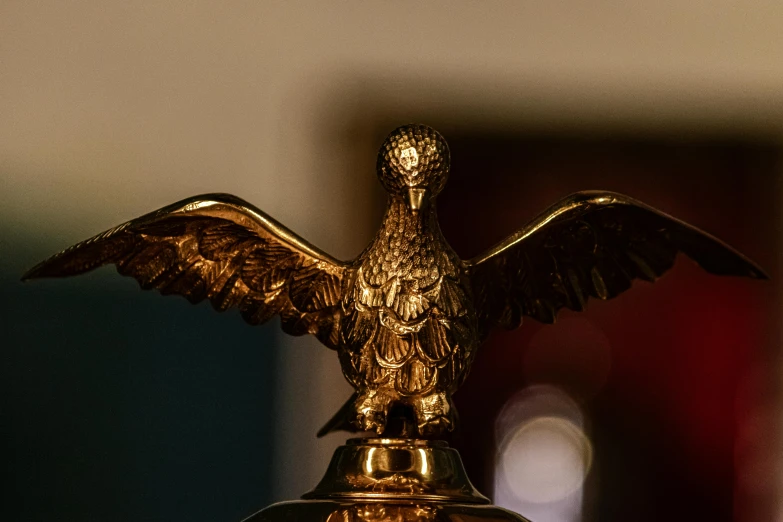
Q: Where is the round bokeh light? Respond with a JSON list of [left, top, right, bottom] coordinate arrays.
[[498, 415, 593, 504]]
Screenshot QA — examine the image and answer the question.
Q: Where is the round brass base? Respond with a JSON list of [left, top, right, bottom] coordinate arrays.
[[243, 439, 530, 522], [305, 438, 489, 504], [244, 499, 530, 522]]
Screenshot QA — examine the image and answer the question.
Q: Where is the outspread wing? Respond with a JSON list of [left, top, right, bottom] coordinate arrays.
[[467, 191, 768, 337], [23, 193, 349, 348]]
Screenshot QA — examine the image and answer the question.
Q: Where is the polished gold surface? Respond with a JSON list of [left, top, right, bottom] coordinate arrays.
[[24, 124, 768, 439], [242, 439, 530, 522], [303, 438, 488, 504], [244, 500, 530, 522]]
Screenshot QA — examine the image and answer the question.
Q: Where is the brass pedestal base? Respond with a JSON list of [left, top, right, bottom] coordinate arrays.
[[244, 439, 529, 522]]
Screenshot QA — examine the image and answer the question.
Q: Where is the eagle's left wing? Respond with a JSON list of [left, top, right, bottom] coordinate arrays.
[[467, 191, 767, 338], [23, 193, 349, 349]]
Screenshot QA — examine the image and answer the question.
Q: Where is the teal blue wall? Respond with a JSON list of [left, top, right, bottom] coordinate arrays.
[[3, 249, 278, 522]]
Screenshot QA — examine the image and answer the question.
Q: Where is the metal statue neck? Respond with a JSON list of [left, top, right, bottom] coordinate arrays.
[[302, 438, 489, 504], [382, 196, 439, 229]]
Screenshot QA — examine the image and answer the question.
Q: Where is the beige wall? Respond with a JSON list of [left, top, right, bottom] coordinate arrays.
[[2, 0, 782, 504]]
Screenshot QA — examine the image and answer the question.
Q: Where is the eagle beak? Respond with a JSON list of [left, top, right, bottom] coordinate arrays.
[[407, 187, 428, 211]]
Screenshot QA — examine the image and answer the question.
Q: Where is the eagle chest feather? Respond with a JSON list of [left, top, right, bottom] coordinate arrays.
[[340, 217, 477, 396]]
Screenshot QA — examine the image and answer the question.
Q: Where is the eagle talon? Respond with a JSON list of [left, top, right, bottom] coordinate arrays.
[[354, 390, 395, 434], [413, 393, 457, 437], [418, 415, 453, 437], [357, 411, 387, 434]]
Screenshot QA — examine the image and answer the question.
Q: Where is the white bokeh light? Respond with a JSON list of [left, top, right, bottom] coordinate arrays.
[[499, 416, 592, 504], [495, 386, 592, 522]]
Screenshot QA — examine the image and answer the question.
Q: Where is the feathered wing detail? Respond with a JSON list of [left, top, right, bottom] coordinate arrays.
[[468, 191, 768, 337], [23, 193, 349, 349]]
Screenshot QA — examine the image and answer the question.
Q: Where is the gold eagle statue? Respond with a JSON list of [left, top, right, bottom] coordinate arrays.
[[24, 124, 767, 438]]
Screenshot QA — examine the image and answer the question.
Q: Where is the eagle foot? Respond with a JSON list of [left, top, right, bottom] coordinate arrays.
[[413, 392, 457, 437], [355, 390, 395, 434], [418, 415, 453, 437]]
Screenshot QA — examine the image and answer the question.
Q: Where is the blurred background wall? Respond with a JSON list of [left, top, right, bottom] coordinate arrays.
[[2, 2, 782, 521]]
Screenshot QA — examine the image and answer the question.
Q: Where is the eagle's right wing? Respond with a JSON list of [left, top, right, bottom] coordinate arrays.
[[23, 193, 349, 349], [467, 191, 767, 338]]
